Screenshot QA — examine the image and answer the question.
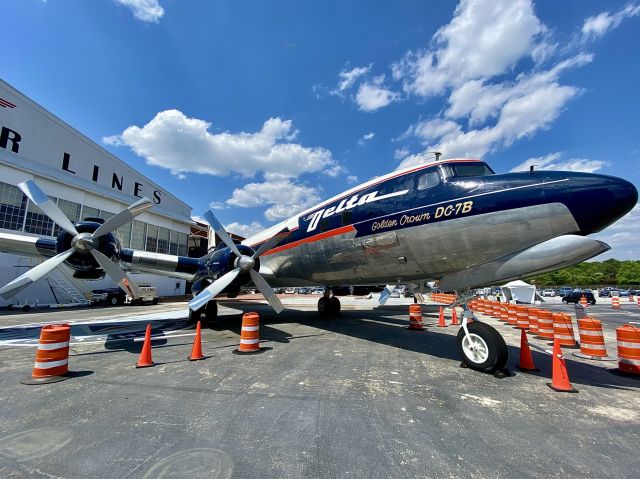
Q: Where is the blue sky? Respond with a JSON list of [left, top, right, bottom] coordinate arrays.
[[2, 0, 639, 258]]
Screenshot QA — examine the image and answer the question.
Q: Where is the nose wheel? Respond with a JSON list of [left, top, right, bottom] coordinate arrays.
[[318, 290, 341, 316], [456, 321, 508, 373]]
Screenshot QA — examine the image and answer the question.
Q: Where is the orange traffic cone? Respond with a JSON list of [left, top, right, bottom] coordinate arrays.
[[516, 329, 539, 372], [546, 339, 577, 393], [451, 308, 459, 326], [188, 321, 206, 361], [136, 324, 155, 368], [437, 307, 446, 327]]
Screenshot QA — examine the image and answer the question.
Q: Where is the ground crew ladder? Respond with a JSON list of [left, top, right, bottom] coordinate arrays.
[[47, 267, 91, 305]]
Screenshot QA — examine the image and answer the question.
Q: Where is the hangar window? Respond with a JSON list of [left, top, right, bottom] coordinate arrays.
[[82, 206, 100, 220], [146, 224, 158, 252], [169, 230, 178, 255], [53, 199, 81, 236], [416, 171, 440, 190], [116, 222, 132, 248], [131, 221, 146, 250], [25, 197, 56, 236], [177, 232, 188, 256], [157, 227, 170, 254], [0, 182, 27, 231]]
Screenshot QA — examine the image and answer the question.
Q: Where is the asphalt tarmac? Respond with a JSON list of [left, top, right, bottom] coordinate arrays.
[[0, 296, 638, 478]]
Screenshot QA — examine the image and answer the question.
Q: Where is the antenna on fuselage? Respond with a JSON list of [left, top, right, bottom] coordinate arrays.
[[427, 151, 442, 162]]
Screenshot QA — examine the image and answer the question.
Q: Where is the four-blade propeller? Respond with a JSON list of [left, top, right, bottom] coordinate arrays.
[[188, 210, 290, 314], [0, 180, 152, 300]]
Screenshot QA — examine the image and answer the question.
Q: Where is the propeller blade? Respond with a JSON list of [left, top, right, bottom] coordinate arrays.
[[249, 269, 284, 314], [92, 197, 153, 238], [18, 180, 79, 236], [89, 248, 142, 298], [378, 284, 397, 305], [188, 268, 241, 312], [251, 227, 290, 259], [203, 210, 242, 258], [0, 249, 75, 299]]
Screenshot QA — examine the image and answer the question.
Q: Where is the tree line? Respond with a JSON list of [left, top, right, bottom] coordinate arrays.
[[526, 259, 640, 286]]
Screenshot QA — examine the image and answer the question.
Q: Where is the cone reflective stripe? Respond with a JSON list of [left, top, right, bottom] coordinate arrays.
[[408, 304, 425, 330], [515, 306, 529, 330], [573, 317, 613, 360], [517, 329, 538, 372], [536, 310, 555, 339], [507, 305, 518, 326], [136, 324, 155, 368], [22, 324, 71, 384], [450, 307, 459, 326], [612, 297, 620, 309], [553, 313, 578, 348], [188, 321, 206, 361], [579, 295, 588, 308], [437, 306, 446, 327], [547, 339, 578, 393], [237, 312, 261, 353], [616, 324, 640, 375], [527, 308, 540, 334]]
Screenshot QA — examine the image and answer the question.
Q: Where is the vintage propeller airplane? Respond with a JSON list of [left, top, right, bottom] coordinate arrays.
[[0, 158, 637, 373]]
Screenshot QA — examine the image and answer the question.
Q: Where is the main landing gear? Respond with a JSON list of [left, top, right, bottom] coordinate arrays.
[[454, 294, 508, 376], [189, 300, 218, 325], [318, 289, 341, 316]]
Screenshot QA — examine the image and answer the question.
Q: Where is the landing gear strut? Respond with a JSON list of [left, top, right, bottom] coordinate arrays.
[[318, 289, 341, 316], [454, 295, 508, 375]]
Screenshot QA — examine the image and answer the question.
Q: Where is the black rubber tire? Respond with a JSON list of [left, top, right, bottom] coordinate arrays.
[[110, 296, 118, 306], [189, 307, 202, 324], [562, 299, 567, 304], [152, 298, 158, 305], [456, 322, 508, 373], [318, 297, 329, 316], [204, 301, 218, 324], [329, 296, 341, 315]]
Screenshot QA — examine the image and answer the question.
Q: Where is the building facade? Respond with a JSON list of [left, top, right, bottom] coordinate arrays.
[[0, 79, 197, 306]]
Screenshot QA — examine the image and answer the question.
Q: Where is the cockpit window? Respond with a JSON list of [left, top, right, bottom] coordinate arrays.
[[416, 171, 441, 190], [441, 163, 494, 178]]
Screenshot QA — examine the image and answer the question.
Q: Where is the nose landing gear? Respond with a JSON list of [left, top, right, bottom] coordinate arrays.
[[318, 289, 341, 316]]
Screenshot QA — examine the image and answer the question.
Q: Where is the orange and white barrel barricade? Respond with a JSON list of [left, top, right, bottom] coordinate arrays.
[[499, 305, 509, 323], [476, 300, 487, 314], [637, 296, 640, 307], [615, 324, 640, 376], [629, 294, 634, 303], [536, 310, 555, 340], [579, 295, 588, 308], [515, 306, 529, 330], [21, 324, 71, 385], [553, 313, 579, 348], [492, 303, 502, 319], [233, 312, 264, 355], [408, 304, 425, 331], [527, 308, 540, 334], [506, 305, 518, 326], [573, 317, 615, 361], [612, 297, 620, 309]]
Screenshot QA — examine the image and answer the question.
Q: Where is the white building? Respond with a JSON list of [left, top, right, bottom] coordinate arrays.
[[0, 79, 196, 306]]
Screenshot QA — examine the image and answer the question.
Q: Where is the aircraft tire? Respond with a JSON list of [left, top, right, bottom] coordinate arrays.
[[318, 297, 329, 316], [456, 322, 507, 373], [188, 307, 202, 324], [329, 296, 341, 315], [204, 300, 218, 324]]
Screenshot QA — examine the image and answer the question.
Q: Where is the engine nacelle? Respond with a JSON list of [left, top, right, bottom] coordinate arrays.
[[192, 243, 259, 297], [55, 218, 121, 279]]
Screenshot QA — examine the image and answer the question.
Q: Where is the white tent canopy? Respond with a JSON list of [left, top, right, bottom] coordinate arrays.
[[500, 280, 539, 304]]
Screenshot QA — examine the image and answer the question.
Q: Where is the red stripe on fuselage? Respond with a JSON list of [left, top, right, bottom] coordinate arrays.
[[260, 225, 355, 256]]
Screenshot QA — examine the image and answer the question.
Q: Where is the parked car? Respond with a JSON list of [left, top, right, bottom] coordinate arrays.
[[91, 288, 125, 306], [284, 288, 296, 294], [558, 287, 573, 297], [618, 290, 630, 297], [562, 291, 596, 305], [542, 289, 556, 297], [598, 288, 617, 297]]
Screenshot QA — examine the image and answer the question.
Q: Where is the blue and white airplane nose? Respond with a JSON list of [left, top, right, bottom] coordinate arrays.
[[556, 173, 638, 234]]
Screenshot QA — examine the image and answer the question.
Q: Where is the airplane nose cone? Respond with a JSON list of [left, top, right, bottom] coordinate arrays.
[[566, 174, 638, 234]]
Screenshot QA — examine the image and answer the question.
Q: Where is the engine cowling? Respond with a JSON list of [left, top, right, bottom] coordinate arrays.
[[55, 218, 121, 279], [192, 244, 260, 297]]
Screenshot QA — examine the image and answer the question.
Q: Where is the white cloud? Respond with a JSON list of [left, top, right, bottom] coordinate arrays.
[[357, 132, 375, 146], [225, 221, 266, 238], [393, 0, 544, 97], [114, 0, 164, 23], [209, 201, 226, 210], [333, 64, 372, 95], [226, 179, 322, 221], [347, 175, 359, 184], [393, 147, 410, 161], [104, 110, 336, 179], [510, 152, 608, 173], [355, 75, 400, 112], [582, 2, 640, 40]]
